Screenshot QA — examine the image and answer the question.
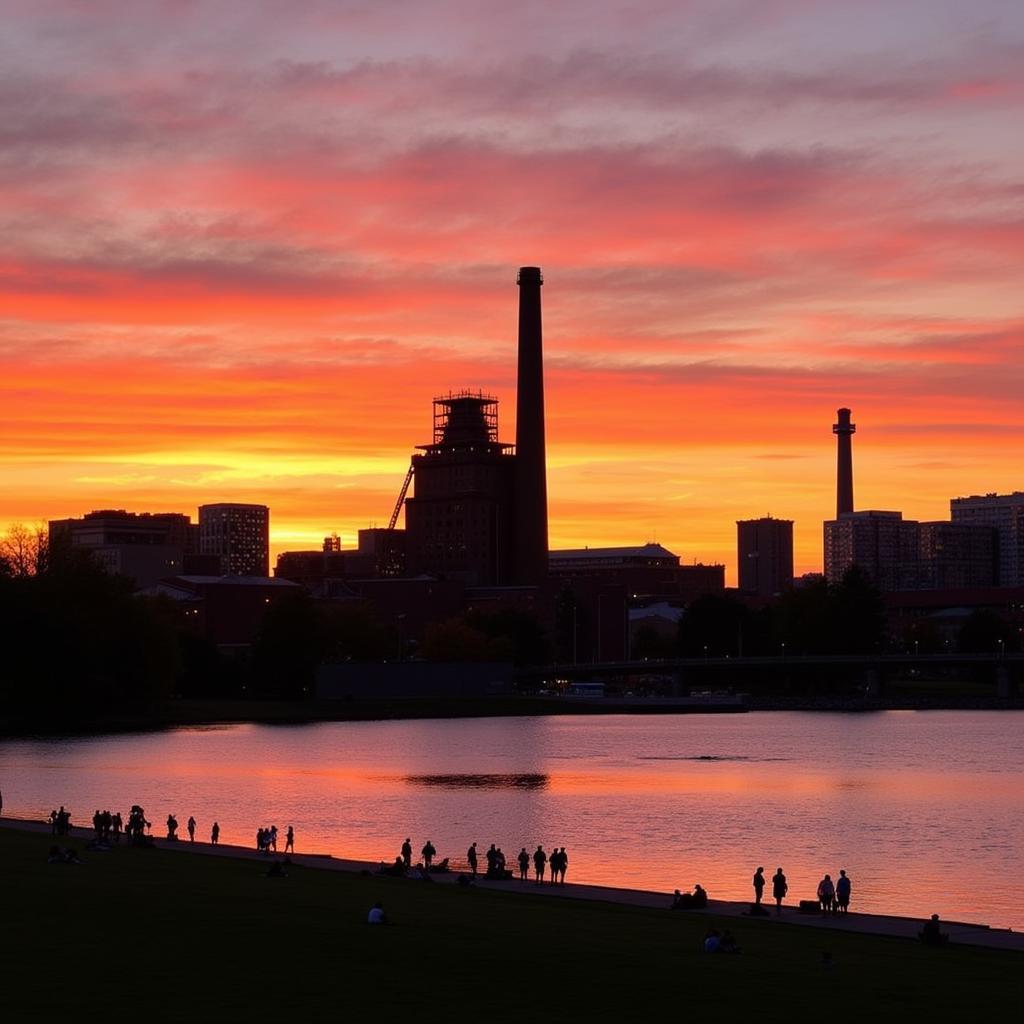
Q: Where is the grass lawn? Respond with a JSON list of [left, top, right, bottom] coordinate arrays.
[[3, 828, 1019, 1022]]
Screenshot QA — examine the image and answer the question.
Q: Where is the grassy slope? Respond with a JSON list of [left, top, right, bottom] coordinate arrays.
[[3, 828, 1019, 1022]]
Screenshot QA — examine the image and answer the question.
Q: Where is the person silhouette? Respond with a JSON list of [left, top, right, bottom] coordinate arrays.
[[467, 842, 478, 878], [753, 866, 765, 905], [533, 845, 547, 884], [558, 847, 568, 884], [285, 826, 294, 854], [517, 847, 529, 881], [919, 913, 949, 946], [772, 867, 788, 914], [835, 869, 851, 913], [485, 843, 498, 877], [401, 838, 412, 869], [548, 845, 560, 884], [166, 814, 178, 841], [187, 816, 196, 842], [421, 840, 436, 869], [817, 874, 835, 915], [211, 821, 220, 845]]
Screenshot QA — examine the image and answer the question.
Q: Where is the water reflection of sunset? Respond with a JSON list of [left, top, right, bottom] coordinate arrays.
[[3, 712, 1022, 928]]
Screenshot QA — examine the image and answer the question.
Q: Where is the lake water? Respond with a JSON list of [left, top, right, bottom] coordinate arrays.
[[2, 711, 1022, 928]]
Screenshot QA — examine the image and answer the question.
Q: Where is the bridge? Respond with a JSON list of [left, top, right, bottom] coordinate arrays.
[[520, 652, 1024, 697]]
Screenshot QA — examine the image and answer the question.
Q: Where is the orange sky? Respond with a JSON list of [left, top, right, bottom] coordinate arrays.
[[2, 2, 1023, 582]]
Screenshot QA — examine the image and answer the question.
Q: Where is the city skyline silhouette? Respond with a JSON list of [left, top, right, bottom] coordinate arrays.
[[2, 2, 1022, 584]]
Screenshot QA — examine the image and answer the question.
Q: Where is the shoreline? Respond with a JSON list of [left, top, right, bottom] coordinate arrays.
[[3, 692, 1024, 738], [4, 816, 1020, 952]]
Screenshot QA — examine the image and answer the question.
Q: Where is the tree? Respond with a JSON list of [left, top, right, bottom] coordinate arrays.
[[677, 593, 764, 657], [957, 609, 1010, 654], [0, 523, 48, 577]]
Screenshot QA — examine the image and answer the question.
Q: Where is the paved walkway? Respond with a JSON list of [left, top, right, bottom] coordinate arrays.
[[5, 816, 1021, 952]]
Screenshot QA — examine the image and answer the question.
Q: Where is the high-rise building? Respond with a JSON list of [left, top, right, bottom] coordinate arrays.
[[825, 512, 997, 592], [737, 517, 794, 597], [950, 492, 1024, 587], [824, 511, 919, 590], [917, 521, 997, 589], [48, 509, 195, 587], [199, 503, 270, 577]]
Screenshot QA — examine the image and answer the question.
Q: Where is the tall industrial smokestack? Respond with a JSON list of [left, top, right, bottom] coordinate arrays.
[[514, 266, 549, 584], [833, 407, 856, 517]]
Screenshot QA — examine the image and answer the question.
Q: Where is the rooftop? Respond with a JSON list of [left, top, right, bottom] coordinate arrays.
[[550, 543, 679, 562]]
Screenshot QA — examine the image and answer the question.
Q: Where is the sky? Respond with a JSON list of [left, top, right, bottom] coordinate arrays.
[[2, 0, 1023, 582]]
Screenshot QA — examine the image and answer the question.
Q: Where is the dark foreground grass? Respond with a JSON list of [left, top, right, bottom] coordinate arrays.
[[3, 829, 1020, 1023]]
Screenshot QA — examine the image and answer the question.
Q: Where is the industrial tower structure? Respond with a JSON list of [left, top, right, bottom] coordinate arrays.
[[833, 407, 856, 518], [514, 266, 549, 585], [403, 266, 551, 587]]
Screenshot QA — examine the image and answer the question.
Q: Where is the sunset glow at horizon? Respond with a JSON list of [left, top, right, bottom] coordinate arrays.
[[3, 1, 1023, 582]]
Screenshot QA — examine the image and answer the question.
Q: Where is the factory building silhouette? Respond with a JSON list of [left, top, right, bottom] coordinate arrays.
[[404, 267, 548, 586]]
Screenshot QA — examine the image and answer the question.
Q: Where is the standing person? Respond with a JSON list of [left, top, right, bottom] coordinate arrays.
[[211, 821, 220, 845], [187, 816, 196, 843], [817, 874, 835, 915], [517, 847, 530, 881], [421, 840, 436, 869], [752, 866, 765, 905], [772, 867, 788, 914], [166, 814, 178, 841], [401, 838, 413, 869], [533, 845, 547, 885], [269, 825, 278, 852], [548, 847, 560, 884], [285, 826, 294, 854], [485, 844, 498, 877], [558, 847, 568, 884], [467, 842, 478, 878], [835, 870, 851, 914]]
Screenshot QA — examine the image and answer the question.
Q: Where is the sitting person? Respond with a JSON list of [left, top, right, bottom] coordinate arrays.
[[266, 860, 287, 878], [718, 929, 741, 954], [47, 845, 63, 864], [919, 914, 949, 946], [703, 928, 721, 953], [367, 901, 388, 925], [428, 857, 450, 874], [672, 884, 708, 909], [379, 857, 406, 877]]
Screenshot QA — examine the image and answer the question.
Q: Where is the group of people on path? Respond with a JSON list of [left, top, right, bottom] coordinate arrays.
[[750, 865, 851, 915], [47, 806, 72, 836], [464, 841, 569, 884], [387, 839, 571, 885], [256, 825, 294, 854], [751, 866, 791, 913], [43, 802, 307, 855], [815, 870, 852, 915]]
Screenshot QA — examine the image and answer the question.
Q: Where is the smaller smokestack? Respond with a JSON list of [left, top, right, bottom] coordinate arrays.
[[833, 407, 856, 517]]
